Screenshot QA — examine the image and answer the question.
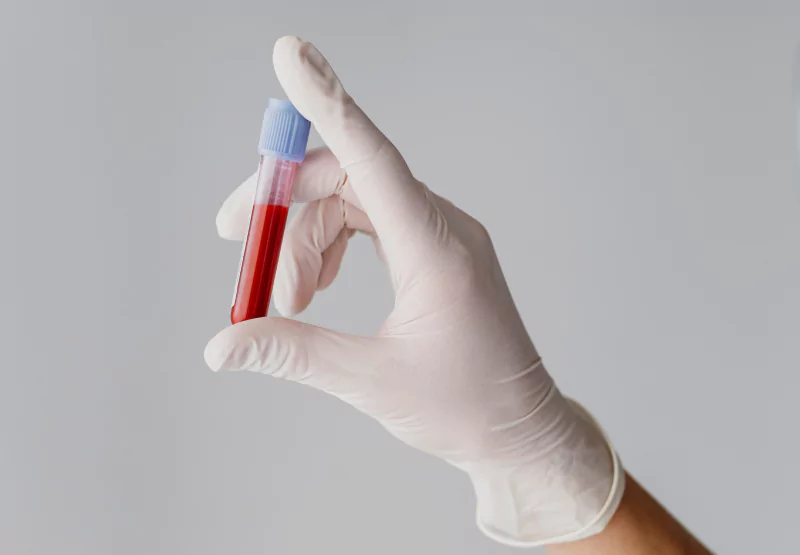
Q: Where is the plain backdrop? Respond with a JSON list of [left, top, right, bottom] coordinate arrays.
[[2, 3, 799, 554]]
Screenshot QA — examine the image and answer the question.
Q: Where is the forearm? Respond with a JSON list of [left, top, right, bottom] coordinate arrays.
[[547, 474, 712, 555]]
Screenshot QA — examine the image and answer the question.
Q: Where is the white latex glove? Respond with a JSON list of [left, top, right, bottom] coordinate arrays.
[[205, 36, 624, 547]]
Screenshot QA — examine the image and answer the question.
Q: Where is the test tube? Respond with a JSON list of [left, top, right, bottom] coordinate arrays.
[[231, 99, 311, 324]]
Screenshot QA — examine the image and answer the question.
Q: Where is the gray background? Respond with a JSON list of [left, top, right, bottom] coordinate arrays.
[[2, 3, 799, 554]]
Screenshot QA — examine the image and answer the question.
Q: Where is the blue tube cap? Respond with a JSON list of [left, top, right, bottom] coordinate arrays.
[[258, 99, 311, 162]]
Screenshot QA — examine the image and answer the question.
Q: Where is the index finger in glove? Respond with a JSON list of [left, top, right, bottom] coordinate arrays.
[[273, 36, 437, 269]]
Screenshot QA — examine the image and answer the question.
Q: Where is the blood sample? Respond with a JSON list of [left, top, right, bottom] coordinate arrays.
[[231, 99, 310, 324]]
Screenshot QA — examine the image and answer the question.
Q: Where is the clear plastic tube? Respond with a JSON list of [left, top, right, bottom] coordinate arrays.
[[229, 98, 310, 324], [231, 156, 298, 324]]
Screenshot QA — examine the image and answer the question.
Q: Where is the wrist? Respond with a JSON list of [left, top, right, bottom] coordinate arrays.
[[465, 396, 625, 547]]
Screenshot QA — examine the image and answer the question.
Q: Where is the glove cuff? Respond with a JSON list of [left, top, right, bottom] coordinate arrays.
[[470, 399, 625, 547]]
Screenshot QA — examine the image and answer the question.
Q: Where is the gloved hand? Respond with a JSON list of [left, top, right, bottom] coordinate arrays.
[[205, 36, 624, 547]]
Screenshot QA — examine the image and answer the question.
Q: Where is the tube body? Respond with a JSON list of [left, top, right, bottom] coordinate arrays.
[[231, 155, 298, 324]]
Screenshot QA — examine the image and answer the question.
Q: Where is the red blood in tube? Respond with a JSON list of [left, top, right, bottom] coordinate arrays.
[[230, 203, 289, 324]]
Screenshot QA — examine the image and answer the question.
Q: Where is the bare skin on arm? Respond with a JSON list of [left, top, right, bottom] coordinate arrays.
[[548, 474, 712, 555]]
